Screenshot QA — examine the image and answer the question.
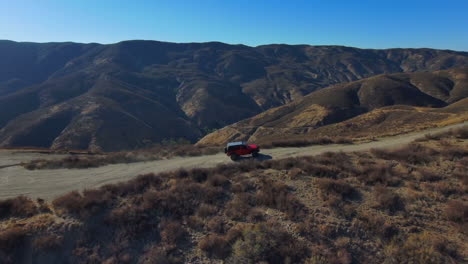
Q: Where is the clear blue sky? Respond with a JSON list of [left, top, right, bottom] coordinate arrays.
[[1, 0, 468, 51]]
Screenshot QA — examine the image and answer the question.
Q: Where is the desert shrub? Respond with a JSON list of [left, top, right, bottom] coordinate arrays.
[[51, 192, 83, 215], [370, 144, 436, 164], [140, 179, 224, 219], [334, 137, 354, 144], [52, 189, 112, 218], [316, 178, 356, 200], [198, 234, 231, 259], [139, 245, 178, 264], [36, 198, 51, 213], [231, 223, 309, 264], [107, 205, 155, 237], [24, 156, 109, 170], [206, 174, 229, 187], [420, 133, 442, 141], [431, 182, 461, 196], [231, 178, 255, 193], [270, 157, 302, 170], [303, 163, 343, 178], [186, 215, 204, 231], [225, 194, 252, 220], [297, 218, 317, 239], [0, 227, 27, 251], [444, 200, 467, 223], [316, 151, 351, 166], [24, 145, 221, 170], [411, 168, 441, 182], [159, 220, 187, 245], [188, 168, 210, 182], [455, 172, 468, 187], [288, 168, 303, 179], [357, 162, 401, 186], [452, 126, 468, 139], [355, 211, 398, 240], [255, 179, 305, 219], [246, 208, 264, 222], [196, 203, 218, 218], [289, 153, 355, 179], [440, 145, 468, 160], [262, 136, 353, 149], [421, 126, 468, 141], [206, 217, 226, 233], [0, 196, 38, 219], [32, 234, 63, 251], [385, 232, 458, 264], [372, 186, 404, 213]]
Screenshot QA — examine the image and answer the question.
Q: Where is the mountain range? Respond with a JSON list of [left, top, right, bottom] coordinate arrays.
[[1, 40, 468, 151]]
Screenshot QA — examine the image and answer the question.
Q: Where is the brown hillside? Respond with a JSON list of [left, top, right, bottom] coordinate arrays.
[[198, 68, 468, 145], [2, 40, 468, 150]]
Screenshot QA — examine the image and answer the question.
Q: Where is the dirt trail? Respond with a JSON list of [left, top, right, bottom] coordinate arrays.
[[0, 122, 466, 200]]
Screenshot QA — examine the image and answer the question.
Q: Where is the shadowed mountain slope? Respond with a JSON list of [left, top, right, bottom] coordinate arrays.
[[1, 40, 468, 150]]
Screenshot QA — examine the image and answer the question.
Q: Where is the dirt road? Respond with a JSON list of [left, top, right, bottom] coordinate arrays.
[[0, 122, 466, 200]]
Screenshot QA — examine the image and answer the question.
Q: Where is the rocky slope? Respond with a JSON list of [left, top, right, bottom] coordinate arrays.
[[1, 40, 468, 150], [198, 68, 468, 145]]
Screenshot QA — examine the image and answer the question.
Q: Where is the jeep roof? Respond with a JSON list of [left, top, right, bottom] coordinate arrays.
[[226, 141, 247, 147]]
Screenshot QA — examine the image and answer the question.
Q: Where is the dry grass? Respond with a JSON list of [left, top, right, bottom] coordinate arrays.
[[0, 131, 466, 263], [260, 136, 353, 149], [444, 200, 468, 224], [417, 125, 468, 142], [0, 196, 38, 219], [23, 144, 220, 170], [372, 185, 405, 213]]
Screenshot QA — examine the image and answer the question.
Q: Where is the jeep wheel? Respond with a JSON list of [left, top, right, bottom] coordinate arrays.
[[252, 151, 259, 157], [230, 154, 239, 161]]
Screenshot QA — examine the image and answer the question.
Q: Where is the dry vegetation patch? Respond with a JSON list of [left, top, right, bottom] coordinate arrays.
[[0, 130, 467, 263], [23, 144, 220, 170]]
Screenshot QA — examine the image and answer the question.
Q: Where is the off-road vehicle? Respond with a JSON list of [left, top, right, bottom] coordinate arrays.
[[224, 141, 260, 161]]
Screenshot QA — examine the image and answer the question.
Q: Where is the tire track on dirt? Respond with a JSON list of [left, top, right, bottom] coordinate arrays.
[[0, 122, 466, 200]]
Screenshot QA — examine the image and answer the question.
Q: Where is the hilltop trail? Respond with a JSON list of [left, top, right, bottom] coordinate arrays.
[[0, 122, 466, 200]]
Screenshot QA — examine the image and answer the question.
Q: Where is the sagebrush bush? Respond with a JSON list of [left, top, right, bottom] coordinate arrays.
[[385, 232, 458, 264], [316, 178, 356, 200], [206, 217, 226, 233], [411, 167, 441, 182], [52, 189, 112, 218], [24, 144, 221, 170], [231, 223, 309, 264], [159, 220, 187, 245], [225, 194, 251, 220], [0, 227, 27, 251], [255, 179, 306, 219], [196, 203, 218, 217], [261, 136, 353, 149], [206, 174, 230, 187], [198, 234, 231, 259], [372, 186, 404, 213], [357, 162, 401, 186], [32, 234, 63, 251], [0, 195, 38, 219], [371, 143, 437, 164], [444, 200, 467, 223], [356, 211, 398, 240]]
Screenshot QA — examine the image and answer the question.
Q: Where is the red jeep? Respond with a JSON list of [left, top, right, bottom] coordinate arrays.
[[224, 141, 260, 161]]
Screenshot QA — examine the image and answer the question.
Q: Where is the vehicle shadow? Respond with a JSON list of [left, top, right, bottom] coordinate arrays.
[[234, 153, 273, 162]]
